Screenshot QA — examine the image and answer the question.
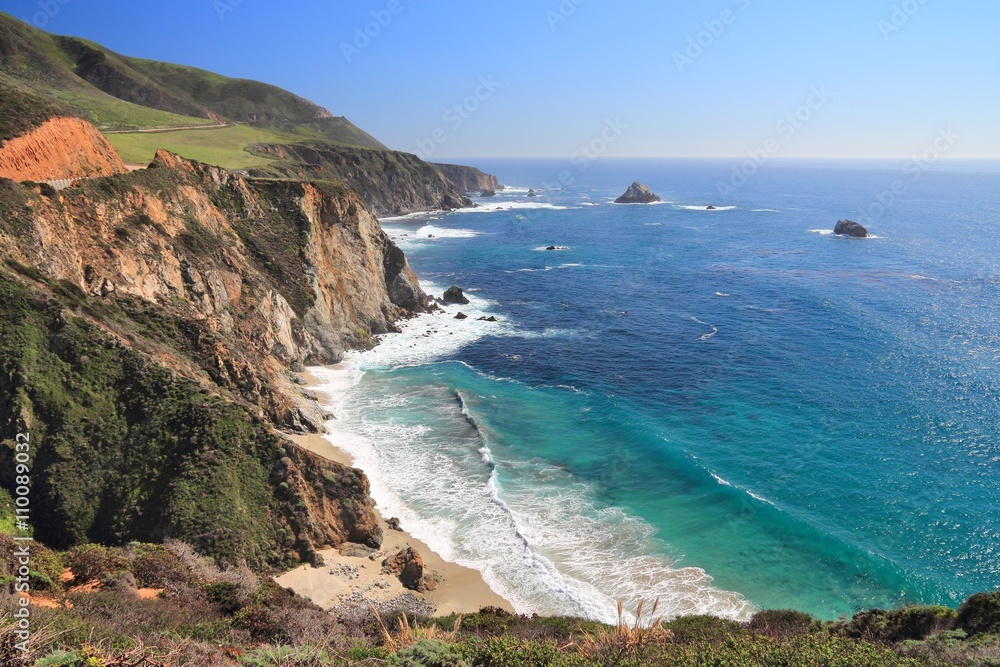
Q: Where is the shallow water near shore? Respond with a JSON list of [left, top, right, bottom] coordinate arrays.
[[318, 158, 1000, 622]]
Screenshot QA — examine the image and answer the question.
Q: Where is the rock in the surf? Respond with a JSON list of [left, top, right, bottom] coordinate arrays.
[[615, 182, 661, 204], [834, 219, 869, 238], [443, 285, 470, 304]]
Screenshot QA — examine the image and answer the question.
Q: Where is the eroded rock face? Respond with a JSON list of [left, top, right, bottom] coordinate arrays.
[[0, 149, 426, 430], [835, 219, 869, 238], [615, 182, 661, 204], [284, 444, 383, 556], [0, 117, 127, 182]]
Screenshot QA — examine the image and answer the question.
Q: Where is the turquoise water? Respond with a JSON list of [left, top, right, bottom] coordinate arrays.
[[322, 159, 1000, 622]]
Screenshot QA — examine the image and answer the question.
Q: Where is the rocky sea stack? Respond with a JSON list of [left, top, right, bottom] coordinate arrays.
[[443, 285, 471, 305], [615, 182, 661, 204], [835, 219, 870, 238]]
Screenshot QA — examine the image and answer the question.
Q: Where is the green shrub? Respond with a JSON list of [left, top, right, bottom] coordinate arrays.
[[957, 591, 1000, 637], [665, 614, 743, 644], [840, 606, 958, 644], [65, 544, 129, 583], [34, 651, 80, 666], [749, 609, 818, 639], [130, 544, 190, 589], [202, 581, 244, 614], [468, 636, 585, 667], [454, 606, 518, 636], [389, 640, 470, 667]]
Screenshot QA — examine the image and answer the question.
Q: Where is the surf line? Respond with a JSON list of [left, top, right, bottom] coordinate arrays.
[[690, 316, 718, 341]]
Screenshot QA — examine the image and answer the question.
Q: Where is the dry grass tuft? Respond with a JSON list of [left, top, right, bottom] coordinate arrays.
[[369, 601, 463, 652], [576, 599, 673, 666]]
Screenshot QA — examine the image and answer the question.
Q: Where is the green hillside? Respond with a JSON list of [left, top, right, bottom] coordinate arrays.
[[106, 124, 316, 169], [0, 11, 384, 148]]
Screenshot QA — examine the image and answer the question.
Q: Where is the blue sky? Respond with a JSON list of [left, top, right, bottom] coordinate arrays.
[[7, 0, 999, 158]]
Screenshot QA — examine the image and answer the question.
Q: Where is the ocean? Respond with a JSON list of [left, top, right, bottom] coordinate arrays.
[[311, 158, 1000, 623]]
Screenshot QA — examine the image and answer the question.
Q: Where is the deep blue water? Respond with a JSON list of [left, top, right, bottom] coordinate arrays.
[[323, 159, 1000, 622]]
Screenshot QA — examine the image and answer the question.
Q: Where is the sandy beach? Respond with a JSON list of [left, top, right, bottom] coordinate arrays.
[[276, 367, 513, 618]]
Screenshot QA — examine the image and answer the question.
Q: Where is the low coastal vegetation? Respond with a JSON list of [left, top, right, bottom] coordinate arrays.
[[105, 124, 323, 170], [1, 539, 998, 666]]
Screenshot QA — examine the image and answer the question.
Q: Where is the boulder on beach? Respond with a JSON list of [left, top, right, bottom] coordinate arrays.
[[443, 285, 470, 305], [834, 219, 869, 238], [615, 182, 661, 204], [382, 547, 437, 592]]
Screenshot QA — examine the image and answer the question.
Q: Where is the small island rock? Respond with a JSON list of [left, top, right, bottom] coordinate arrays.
[[480, 189, 497, 197], [834, 219, 869, 238], [527, 189, 538, 197], [615, 182, 661, 204]]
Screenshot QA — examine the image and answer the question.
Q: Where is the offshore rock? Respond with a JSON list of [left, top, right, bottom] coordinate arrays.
[[614, 182, 661, 204], [443, 285, 470, 305], [834, 219, 869, 238]]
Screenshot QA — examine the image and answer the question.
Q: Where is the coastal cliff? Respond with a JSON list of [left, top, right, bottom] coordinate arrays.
[[248, 142, 473, 216], [433, 161, 503, 194], [0, 123, 425, 566]]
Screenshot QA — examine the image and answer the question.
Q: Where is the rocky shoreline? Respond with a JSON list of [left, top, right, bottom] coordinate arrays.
[[276, 368, 513, 618]]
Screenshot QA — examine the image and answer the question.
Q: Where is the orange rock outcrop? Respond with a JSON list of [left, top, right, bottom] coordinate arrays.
[[0, 116, 127, 182]]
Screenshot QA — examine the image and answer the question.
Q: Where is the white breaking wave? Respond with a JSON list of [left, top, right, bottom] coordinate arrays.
[[309, 362, 756, 623], [415, 225, 481, 239], [691, 316, 718, 341], [810, 229, 835, 235], [453, 201, 571, 213]]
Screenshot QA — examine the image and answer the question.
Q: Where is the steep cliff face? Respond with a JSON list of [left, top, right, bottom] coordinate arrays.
[[2, 149, 424, 378], [434, 162, 503, 193], [0, 137, 425, 565], [248, 142, 473, 216], [0, 273, 381, 567], [0, 116, 127, 181]]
